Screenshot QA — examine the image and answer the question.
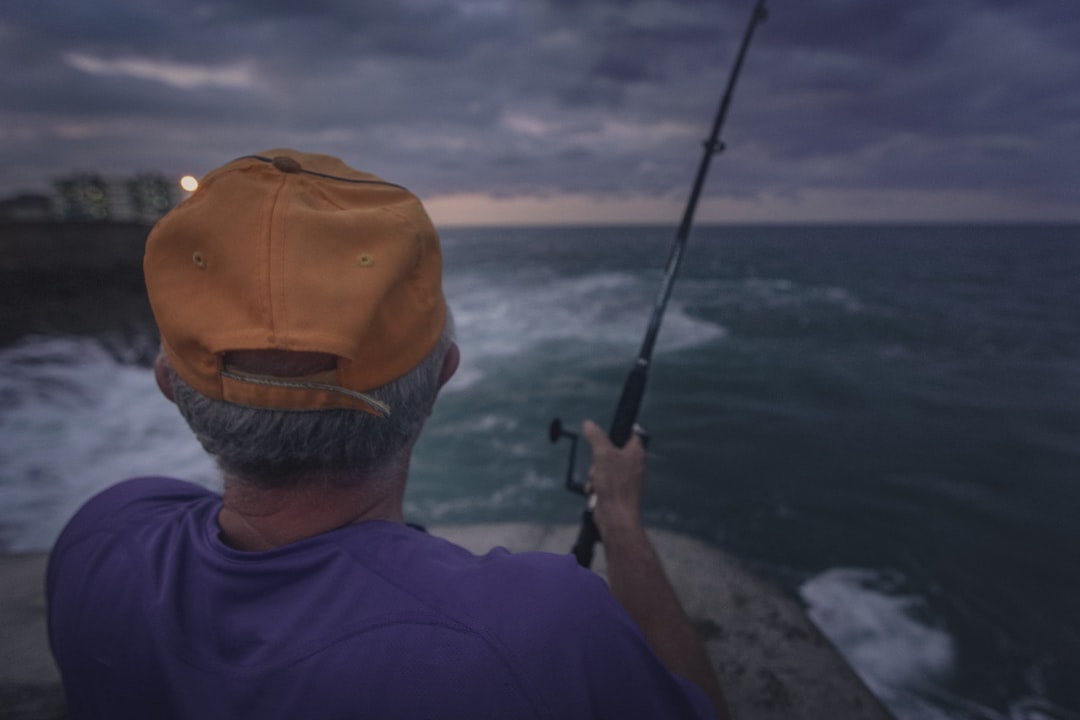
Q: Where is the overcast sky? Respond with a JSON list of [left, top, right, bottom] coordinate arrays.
[[2, 0, 1078, 224]]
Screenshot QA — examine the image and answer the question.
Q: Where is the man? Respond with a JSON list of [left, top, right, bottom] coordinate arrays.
[[47, 150, 728, 719]]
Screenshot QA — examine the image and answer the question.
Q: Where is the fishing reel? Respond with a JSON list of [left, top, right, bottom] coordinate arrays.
[[548, 418, 587, 496], [548, 417, 651, 499]]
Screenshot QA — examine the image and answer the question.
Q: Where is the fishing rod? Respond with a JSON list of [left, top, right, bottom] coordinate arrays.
[[549, 0, 769, 568]]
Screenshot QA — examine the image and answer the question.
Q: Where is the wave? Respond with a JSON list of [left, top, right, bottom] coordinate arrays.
[[442, 269, 728, 390], [0, 336, 216, 551], [738, 277, 864, 314], [800, 568, 1079, 720], [801, 567, 955, 718]]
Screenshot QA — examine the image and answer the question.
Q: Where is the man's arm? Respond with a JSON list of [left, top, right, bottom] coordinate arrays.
[[582, 420, 730, 720]]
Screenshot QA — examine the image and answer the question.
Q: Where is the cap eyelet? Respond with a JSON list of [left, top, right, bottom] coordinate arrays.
[[356, 253, 375, 268], [193, 251, 206, 269], [272, 155, 303, 173]]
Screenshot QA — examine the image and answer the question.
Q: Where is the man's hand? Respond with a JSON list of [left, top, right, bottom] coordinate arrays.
[[582, 420, 647, 536]]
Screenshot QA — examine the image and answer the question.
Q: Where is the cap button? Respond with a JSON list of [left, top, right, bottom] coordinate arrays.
[[272, 155, 302, 173]]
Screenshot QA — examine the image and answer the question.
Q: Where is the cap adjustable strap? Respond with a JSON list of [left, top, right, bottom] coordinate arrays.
[[220, 368, 391, 417]]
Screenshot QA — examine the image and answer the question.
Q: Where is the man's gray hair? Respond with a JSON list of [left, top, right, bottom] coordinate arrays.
[[170, 324, 455, 489]]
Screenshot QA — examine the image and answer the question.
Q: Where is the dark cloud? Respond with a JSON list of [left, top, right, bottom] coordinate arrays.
[[1, 0, 1078, 219]]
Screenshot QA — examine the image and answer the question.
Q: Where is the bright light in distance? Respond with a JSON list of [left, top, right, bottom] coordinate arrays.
[[180, 175, 199, 192]]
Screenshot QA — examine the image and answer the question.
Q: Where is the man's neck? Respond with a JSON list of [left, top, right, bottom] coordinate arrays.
[[217, 467, 407, 551]]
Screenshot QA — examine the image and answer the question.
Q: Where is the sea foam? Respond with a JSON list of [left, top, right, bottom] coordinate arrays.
[[0, 336, 216, 551], [443, 268, 727, 391], [800, 568, 957, 719]]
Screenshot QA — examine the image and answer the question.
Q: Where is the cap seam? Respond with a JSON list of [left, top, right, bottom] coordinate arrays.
[[266, 173, 290, 342], [241, 155, 411, 193]]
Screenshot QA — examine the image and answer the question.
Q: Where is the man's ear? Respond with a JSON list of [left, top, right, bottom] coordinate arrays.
[[437, 342, 460, 390], [154, 352, 176, 403], [423, 343, 460, 419]]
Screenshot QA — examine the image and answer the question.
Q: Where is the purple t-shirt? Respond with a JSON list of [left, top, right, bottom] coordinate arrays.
[[47, 477, 713, 719]]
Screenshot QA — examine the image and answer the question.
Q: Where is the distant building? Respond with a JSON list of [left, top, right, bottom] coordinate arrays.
[[0, 194, 54, 222], [53, 175, 111, 221], [122, 175, 178, 223], [50, 173, 180, 223]]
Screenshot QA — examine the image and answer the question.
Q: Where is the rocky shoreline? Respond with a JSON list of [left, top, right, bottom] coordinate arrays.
[[0, 221, 156, 348]]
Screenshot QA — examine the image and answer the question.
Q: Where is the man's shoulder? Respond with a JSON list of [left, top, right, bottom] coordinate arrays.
[[51, 476, 214, 560], [378, 534, 710, 718], [382, 530, 608, 611], [80, 475, 211, 510], [46, 477, 217, 649], [366, 530, 625, 649], [71, 475, 210, 522]]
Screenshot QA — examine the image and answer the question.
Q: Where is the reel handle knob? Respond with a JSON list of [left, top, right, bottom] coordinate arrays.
[[549, 417, 578, 443]]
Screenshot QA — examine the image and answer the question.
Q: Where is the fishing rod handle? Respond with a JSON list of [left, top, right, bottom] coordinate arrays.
[[572, 362, 650, 567], [572, 423, 650, 568], [572, 509, 601, 567]]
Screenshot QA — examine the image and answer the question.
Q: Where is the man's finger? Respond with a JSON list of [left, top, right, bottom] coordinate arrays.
[[582, 419, 613, 451]]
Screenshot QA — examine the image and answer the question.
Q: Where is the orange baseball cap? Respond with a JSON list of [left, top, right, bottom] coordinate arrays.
[[144, 149, 447, 416]]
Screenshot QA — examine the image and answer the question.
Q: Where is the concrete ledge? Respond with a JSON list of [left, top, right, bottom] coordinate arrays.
[[436, 524, 893, 720], [0, 553, 64, 720], [2, 524, 892, 720]]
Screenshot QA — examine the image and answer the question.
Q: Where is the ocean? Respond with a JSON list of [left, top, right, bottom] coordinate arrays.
[[1, 223, 1078, 719]]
